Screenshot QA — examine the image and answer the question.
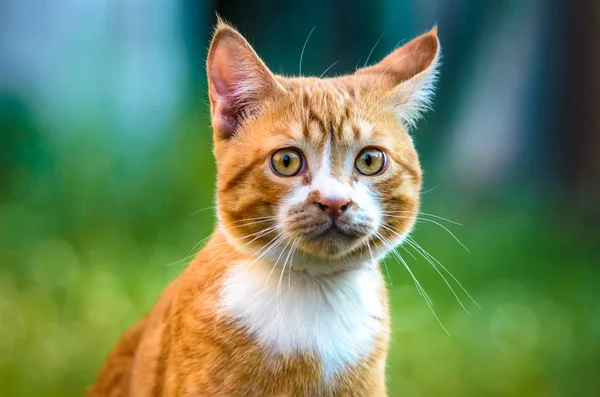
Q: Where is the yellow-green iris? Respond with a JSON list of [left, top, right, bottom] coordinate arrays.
[[271, 149, 303, 176], [355, 148, 386, 175]]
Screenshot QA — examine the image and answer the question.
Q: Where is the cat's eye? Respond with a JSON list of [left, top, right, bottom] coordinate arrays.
[[355, 148, 386, 176], [271, 148, 304, 176]]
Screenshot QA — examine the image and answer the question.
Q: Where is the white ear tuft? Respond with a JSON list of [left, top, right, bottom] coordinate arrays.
[[393, 50, 441, 129], [355, 27, 441, 129]]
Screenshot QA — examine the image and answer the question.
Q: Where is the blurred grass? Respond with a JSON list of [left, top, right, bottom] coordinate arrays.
[[1, 115, 599, 396]]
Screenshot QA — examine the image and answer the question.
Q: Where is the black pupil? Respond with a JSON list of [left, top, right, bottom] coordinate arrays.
[[364, 153, 373, 167], [282, 154, 291, 167]]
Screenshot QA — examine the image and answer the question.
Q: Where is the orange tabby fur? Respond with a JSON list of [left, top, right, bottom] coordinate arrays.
[[89, 21, 440, 397]]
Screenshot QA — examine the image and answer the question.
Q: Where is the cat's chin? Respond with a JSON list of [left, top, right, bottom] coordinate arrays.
[[282, 247, 375, 275], [300, 237, 363, 258], [292, 233, 374, 266]]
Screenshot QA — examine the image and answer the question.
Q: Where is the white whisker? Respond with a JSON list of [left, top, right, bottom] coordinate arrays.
[[375, 230, 455, 335], [400, 244, 417, 260], [266, 235, 293, 286], [226, 218, 277, 229], [298, 26, 316, 124], [375, 231, 431, 306], [421, 184, 440, 195], [403, 234, 470, 315], [229, 215, 278, 225], [407, 236, 480, 309], [416, 218, 469, 252], [208, 226, 279, 269], [277, 237, 300, 317], [244, 231, 289, 272], [189, 205, 217, 216], [354, 34, 384, 118], [319, 60, 340, 78], [381, 213, 468, 251], [381, 210, 462, 226], [288, 237, 302, 290], [168, 224, 277, 270]]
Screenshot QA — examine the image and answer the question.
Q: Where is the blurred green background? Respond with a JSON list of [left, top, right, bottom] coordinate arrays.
[[1, 1, 599, 396]]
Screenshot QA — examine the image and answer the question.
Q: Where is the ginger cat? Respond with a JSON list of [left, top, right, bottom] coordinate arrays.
[[89, 20, 440, 397]]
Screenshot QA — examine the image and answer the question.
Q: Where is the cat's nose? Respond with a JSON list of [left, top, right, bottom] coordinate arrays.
[[314, 198, 352, 221]]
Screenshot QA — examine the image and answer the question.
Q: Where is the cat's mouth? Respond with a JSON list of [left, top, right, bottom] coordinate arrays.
[[307, 221, 362, 241], [295, 222, 371, 258], [317, 224, 349, 237]]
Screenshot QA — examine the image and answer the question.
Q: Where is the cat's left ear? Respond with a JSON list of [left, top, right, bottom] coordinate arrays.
[[355, 27, 440, 128], [207, 20, 285, 139]]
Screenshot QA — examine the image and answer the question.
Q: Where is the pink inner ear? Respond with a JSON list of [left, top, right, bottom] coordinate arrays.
[[208, 54, 247, 138], [210, 98, 239, 138], [207, 27, 280, 139], [209, 46, 244, 100], [210, 68, 232, 100]]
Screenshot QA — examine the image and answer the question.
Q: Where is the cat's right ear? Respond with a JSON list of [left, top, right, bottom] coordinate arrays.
[[355, 27, 440, 128], [207, 21, 284, 139]]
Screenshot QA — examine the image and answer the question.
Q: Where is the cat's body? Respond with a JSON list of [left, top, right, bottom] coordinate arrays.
[[89, 20, 440, 397], [90, 232, 388, 396]]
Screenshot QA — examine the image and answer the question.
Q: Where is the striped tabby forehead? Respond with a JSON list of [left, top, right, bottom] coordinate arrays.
[[267, 77, 412, 172], [288, 82, 375, 175]]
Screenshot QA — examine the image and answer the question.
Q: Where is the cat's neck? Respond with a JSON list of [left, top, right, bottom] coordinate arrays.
[[213, 227, 386, 379]]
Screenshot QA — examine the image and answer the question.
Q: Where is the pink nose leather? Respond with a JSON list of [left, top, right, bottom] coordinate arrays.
[[314, 198, 352, 221]]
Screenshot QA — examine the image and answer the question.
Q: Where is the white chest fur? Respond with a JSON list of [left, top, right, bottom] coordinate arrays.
[[219, 262, 385, 379]]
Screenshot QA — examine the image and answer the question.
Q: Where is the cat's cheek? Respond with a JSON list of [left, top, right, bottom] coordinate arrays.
[[277, 185, 311, 228], [350, 182, 382, 230], [391, 175, 421, 203]]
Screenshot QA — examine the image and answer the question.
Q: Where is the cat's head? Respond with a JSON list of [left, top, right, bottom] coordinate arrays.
[[207, 21, 440, 274]]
